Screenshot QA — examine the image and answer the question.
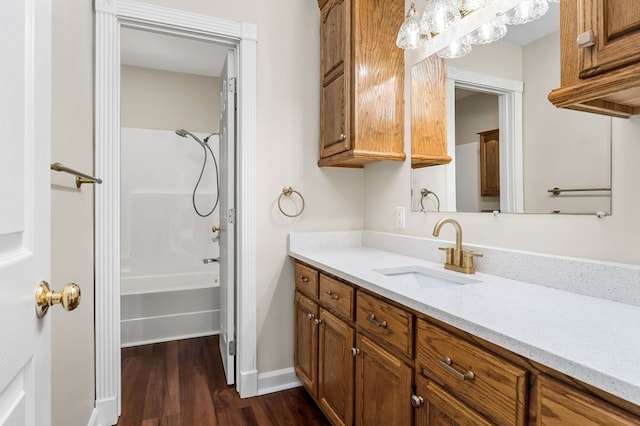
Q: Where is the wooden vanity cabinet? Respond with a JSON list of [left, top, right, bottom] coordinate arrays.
[[317, 0, 406, 167], [548, 0, 640, 118]]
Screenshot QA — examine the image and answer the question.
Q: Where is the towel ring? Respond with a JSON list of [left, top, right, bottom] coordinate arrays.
[[278, 186, 305, 218], [420, 188, 440, 212]]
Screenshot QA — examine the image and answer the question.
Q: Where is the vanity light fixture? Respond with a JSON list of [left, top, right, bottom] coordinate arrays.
[[396, 0, 553, 59]]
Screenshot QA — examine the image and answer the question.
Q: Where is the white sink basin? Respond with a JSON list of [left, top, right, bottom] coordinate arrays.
[[372, 265, 481, 289]]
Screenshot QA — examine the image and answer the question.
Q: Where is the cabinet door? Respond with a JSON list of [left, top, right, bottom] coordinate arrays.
[[579, 0, 640, 78], [320, 0, 350, 159], [294, 292, 319, 399], [414, 375, 493, 426], [536, 375, 639, 425], [318, 309, 355, 426], [355, 334, 412, 425], [479, 129, 500, 197]]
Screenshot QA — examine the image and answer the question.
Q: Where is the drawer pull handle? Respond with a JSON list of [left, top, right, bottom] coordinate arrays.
[[324, 290, 339, 300], [366, 314, 387, 328], [307, 313, 315, 321], [440, 357, 475, 381], [297, 275, 309, 283]]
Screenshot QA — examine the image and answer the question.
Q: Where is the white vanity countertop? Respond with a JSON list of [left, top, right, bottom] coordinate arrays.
[[289, 244, 640, 406]]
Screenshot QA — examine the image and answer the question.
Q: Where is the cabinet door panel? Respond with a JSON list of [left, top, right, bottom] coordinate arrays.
[[321, 0, 348, 78], [355, 334, 412, 426], [294, 292, 319, 398], [321, 71, 349, 158], [414, 375, 492, 426], [579, 0, 640, 78], [318, 309, 355, 426]]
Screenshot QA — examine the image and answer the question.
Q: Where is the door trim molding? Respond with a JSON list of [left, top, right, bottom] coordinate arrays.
[[94, 1, 257, 423]]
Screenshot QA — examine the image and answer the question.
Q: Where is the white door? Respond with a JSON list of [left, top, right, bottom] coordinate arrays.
[[218, 49, 237, 385], [0, 1, 52, 425]]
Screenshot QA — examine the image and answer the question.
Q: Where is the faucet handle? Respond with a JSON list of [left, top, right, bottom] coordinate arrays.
[[462, 250, 482, 269], [438, 247, 453, 265]]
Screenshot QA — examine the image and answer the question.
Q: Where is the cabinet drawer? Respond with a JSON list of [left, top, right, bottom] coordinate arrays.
[[295, 262, 319, 298], [319, 274, 354, 320], [416, 320, 528, 426], [356, 292, 413, 357], [536, 374, 639, 425]]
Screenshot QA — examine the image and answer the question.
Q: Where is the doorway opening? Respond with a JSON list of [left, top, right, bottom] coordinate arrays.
[[94, 2, 258, 424]]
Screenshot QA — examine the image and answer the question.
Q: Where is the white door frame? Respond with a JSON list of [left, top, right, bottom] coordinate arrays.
[[94, 1, 258, 424], [446, 66, 524, 213]]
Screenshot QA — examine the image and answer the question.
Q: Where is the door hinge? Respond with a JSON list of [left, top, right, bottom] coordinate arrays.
[[227, 208, 236, 224], [229, 77, 237, 93], [229, 340, 236, 356]]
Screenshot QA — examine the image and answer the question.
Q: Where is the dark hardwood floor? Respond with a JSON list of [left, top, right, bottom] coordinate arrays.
[[118, 336, 330, 426]]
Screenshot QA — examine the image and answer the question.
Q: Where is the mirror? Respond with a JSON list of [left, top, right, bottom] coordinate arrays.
[[411, 4, 612, 215]]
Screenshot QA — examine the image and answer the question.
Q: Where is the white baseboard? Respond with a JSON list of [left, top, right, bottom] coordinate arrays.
[[257, 367, 302, 396], [86, 408, 98, 426], [120, 330, 219, 348], [239, 369, 259, 398], [95, 397, 118, 426]]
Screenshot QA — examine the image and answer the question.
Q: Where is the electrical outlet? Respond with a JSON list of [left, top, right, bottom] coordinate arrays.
[[395, 206, 405, 229]]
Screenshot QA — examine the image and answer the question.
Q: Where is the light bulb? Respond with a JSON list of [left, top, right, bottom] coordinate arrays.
[[437, 38, 472, 58], [422, 0, 461, 34], [505, 0, 549, 25], [465, 15, 507, 44], [396, 3, 430, 49]]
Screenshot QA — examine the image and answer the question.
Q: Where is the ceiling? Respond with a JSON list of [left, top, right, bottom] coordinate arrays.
[[120, 27, 229, 77], [119, 3, 559, 77]]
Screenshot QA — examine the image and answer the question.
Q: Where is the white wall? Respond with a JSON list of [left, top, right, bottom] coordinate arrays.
[[51, 1, 95, 425]]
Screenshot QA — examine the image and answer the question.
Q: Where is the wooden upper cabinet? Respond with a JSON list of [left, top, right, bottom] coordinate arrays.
[[479, 129, 499, 197], [548, 0, 640, 118], [317, 0, 406, 167], [411, 55, 452, 168]]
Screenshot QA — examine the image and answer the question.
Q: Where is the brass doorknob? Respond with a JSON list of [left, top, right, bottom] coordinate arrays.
[[35, 280, 81, 318]]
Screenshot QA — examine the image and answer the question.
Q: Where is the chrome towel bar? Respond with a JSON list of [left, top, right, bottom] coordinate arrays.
[[51, 162, 103, 188], [547, 187, 611, 196]]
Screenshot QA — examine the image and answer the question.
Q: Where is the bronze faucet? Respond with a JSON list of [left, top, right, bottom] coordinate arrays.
[[432, 218, 482, 274]]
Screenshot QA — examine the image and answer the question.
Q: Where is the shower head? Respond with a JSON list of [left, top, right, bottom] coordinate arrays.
[[175, 128, 205, 146]]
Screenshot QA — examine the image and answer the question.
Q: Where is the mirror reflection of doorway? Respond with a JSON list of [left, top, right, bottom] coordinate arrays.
[[454, 89, 500, 212]]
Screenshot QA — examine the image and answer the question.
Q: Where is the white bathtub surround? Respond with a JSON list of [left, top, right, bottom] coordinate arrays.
[[120, 128, 221, 346], [288, 230, 640, 406]]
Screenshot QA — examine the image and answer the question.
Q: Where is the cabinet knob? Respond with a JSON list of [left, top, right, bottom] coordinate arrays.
[[411, 394, 425, 408], [577, 30, 595, 48], [339, 133, 346, 141], [307, 313, 315, 321], [351, 347, 360, 357], [314, 318, 322, 325]]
